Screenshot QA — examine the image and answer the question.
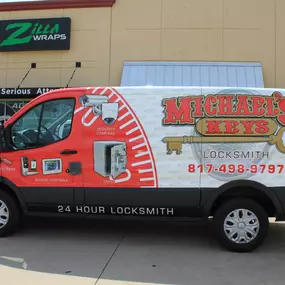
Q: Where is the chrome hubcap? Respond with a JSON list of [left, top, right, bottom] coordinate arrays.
[[224, 208, 259, 244], [0, 199, 9, 229]]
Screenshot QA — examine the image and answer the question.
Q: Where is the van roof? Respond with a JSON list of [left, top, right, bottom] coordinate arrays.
[[40, 86, 285, 99]]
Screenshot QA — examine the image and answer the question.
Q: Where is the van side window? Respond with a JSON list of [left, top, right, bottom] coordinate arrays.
[[10, 99, 75, 150]]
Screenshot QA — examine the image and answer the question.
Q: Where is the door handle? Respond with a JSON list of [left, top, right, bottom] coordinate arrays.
[[60, 149, 78, 155]]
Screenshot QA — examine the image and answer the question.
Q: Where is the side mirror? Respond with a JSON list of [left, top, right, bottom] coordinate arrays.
[[0, 122, 5, 151], [0, 123, 11, 152]]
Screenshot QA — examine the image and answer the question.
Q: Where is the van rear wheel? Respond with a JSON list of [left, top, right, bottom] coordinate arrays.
[[0, 191, 20, 237], [213, 198, 269, 252]]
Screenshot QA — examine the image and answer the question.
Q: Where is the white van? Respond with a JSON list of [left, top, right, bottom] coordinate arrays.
[[0, 86, 285, 252]]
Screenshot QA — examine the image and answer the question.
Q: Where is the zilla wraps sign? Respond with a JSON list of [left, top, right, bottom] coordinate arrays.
[[0, 17, 71, 51], [162, 91, 285, 155]]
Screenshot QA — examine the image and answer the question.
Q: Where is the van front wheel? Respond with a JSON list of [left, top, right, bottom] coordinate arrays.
[[213, 198, 269, 252], [0, 191, 20, 237]]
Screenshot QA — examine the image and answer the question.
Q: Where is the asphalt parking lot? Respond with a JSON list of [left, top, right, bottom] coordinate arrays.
[[1, 217, 285, 285]]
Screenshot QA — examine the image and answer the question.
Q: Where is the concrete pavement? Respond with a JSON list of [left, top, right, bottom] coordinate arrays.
[[1, 217, 285, 285]]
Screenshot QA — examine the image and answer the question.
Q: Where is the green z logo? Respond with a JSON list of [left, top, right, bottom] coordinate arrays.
[[0, 23, 33, 47]]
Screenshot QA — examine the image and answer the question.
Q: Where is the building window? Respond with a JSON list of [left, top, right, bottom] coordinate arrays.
[[0, 100, 30, 123]]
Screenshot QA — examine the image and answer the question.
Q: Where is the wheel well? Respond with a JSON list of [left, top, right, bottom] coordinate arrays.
[[0, 183, 23, 214], [210, 186, 276, 217]]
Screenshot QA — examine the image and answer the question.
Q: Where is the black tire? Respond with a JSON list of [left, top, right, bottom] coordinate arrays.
[[0, 191, 20, 237], [213, 198, 269, 253]]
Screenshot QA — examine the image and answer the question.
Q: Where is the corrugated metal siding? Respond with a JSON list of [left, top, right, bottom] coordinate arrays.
[[120, 61, 264, 88]]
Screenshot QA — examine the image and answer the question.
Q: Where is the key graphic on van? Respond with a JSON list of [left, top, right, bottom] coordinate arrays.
[[163, 127, 285, 155]]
